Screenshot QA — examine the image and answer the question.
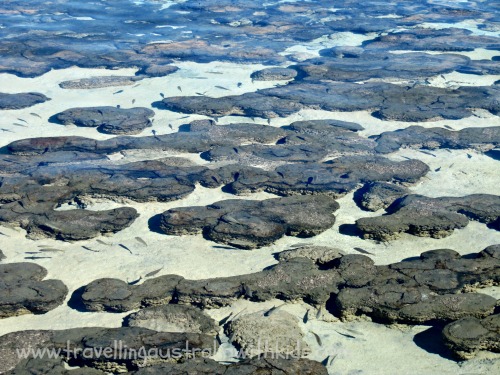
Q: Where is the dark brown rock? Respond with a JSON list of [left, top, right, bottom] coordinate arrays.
[[0, 263, 68, 318], [443, 314, 500, 359], [0, 92, 50, 110], [159, 195, 339, 249], [356, 194, 500, 240]]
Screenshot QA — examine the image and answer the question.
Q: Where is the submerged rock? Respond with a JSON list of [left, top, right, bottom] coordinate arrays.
[[443, 314, 500, 359], [294, 52, 471, 82], [251, 67, 298, 81], [0, 263, 68, 318], [137, 64, 179, 77], [0, 92, 50, 110], [159, 195, 339, 249], [364, 28, 500, 52], [54, 107, 155, 135], [356, 194, 500, 240], [58, 76, 143, 89]]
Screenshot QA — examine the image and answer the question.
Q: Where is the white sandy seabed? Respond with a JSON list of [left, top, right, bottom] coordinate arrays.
[[0, 41, 499, 375]]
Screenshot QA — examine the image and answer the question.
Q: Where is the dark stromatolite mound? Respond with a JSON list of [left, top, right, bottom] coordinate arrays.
[[77, 246, 500, 325], [442, 314, 500, 359], [0, 157, 217, 240], [5, 356, 327, 375], [0, 263, 68, 318], [177, 257, 341, 307], [7, 122, 287, 155], [332, 247, 500, 323], [58, 76, 143, 89], [294, 52, 471, 82], [6, 358, 106, 375], [80, 276, 182, 312], [161, 82, 499, 121], [80, 257, 342, 312], [54, 107, 155, 135], [373, 126, 500, 154], [354, 182, 410, 211], [161, 91, 304, 119], [356, 194, 500, 240], [250, 67, 298, 81], [1, 205, 139, 241], [223, 157, 429, 197], [285, 119, 364, 132], [0, 327, 214, 374], [135, 64, 179, 78], [159, 195, 339, 249], [129, 356, 328, 375], [204, 121, 375, 164], [0, 92, 50, 110], [124, 304, 219, 335]]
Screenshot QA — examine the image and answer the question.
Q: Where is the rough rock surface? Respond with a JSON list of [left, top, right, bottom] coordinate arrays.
[[225, 310, 308, 356], [332, 246, 500, 323], [442, 314, 500, 359], [356, 194, 500, 240], [0, 0, 497, 79], [5, 356, 328, 375], [124, 304, 219, 335], [78, 246, 500, 325], [0, 250, 5, 262], [0, 157, 219, 240], [80, 257, 342, 312], [354, 182, 410, 211], [0, 327, 214, 373], [0, 263, 68, 318], [204, 121, 375, 165], [54, 107, 155, 135], [294, 52, 471, 82], [0, 92, 50, 110], [136, 64, 179, 78], [0, 200, 138, 241], [373, 126, 500, 154], [276, 245, 344, 266], [220, 157, 429, 197], [250, 67, 298, 81], [159, 195, 339, 249], [6, 122, 287, 155], [364, 28, 500, 52], [161, 82, 499, 122], [7, 358, 105, 375]]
